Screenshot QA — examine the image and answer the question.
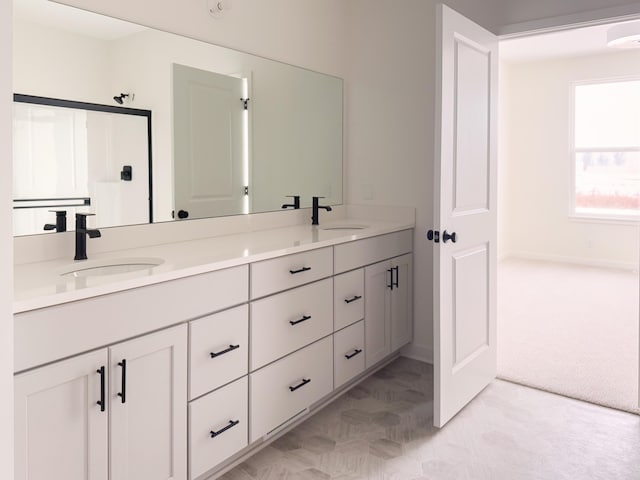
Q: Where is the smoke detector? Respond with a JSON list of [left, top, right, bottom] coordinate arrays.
[[607, 21, 640, 48]]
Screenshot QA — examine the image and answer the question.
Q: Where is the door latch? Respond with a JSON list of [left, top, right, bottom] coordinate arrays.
[[427, 230, 440, 243]]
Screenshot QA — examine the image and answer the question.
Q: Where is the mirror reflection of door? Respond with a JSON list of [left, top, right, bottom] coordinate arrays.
[[172, 64, 247, 220]]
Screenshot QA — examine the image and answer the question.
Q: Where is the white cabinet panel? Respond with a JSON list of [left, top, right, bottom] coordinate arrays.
[[334, 320, 365, 389], [250, 337, 333, 442], [334, 230, 413, 274], [250, 247, 333, 299], [334, 268, 364, 331], [391, 253, 413, 351], [190, 305, 248, 400], [14, 349, 108, 480], [189, 377, 248, 480], [364, 261, 392, 368], [251, 279, 333, 370], [110, 325, 187, 480]]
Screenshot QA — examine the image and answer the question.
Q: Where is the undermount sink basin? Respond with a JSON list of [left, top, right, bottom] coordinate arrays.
[[59, 257, 164, 278], [321, 224, 369, 231]]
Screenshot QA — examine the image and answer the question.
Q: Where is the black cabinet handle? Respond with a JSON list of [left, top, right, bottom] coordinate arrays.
[[289, 266, 311, 275], [443, 230, 457, 243], [392, 266, 399, 288], [210, 344, 240, 358], [345, 349, 363, 360], [290, 315, 311, 326], [210, 419, 240, 438], [289, 378, 311, 392], [96, 366, 105, 412], [117, 359, 126, 404], [387, 268, 394, 290], [344, 295, 362, 304]]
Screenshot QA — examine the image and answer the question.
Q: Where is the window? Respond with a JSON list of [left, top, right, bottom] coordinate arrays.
[[572, 79, 640, 220]]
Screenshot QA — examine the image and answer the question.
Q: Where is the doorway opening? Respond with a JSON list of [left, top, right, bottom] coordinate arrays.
[[497, 20, 640, 414]]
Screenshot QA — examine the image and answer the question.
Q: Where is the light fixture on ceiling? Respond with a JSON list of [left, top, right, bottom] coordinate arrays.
[[607, 21, 640, 48], [113, 93, 134, 105]]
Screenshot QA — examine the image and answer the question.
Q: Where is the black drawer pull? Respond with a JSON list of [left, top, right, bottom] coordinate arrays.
[[210, 419, 240, 438], [387, 268, 393, 290], [96, 366, 106, 412], [289, 315, 311, 326], [210, 344, 240, 358], [289, 378, 311, 392], [344, 295, 362, 304], [117, 359, 127, 404], [392, 266, 399, 288], [345, 349, 363, 360], [289, 266, 311, 275]]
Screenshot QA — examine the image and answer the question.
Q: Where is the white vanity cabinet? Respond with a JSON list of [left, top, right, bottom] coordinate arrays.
[[364, 253, 413, 367], [14, 324, 187, 480], [14, 349, 109, 480]]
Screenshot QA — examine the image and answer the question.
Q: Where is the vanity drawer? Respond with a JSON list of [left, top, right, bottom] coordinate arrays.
[[249, 336, 333, 442], [334, 320, 365, 389], [189, 376, 248, 480], [189, 305, 248, 400], [334, 269, 364, 331], [250, 278, 333, 370], [250, 247, 333, 299], [334, 230, 413, 274]]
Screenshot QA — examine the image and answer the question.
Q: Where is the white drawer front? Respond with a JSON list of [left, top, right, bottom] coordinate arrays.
[[334, 320, 365, 389], [189, 377, 248, 480], [334, 230, 413, 274], [250, 337, 333, 442], [250, 278, 333, 370], [189, 305, 248, 400], [250, 247, 333, 299], [334, 269, 364, 331]]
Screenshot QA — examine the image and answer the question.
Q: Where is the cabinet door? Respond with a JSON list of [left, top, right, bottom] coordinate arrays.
[[364, 260, 392, 368], [110, 325, 187, 480], [14, 349, 108, 480], [391, 253, 413, 351]]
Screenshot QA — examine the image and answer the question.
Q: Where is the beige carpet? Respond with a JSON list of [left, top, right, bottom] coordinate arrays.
[[498, 258, 640, 414]]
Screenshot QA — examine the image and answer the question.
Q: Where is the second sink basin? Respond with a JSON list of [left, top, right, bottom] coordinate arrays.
[[60, 257, 164, 278]]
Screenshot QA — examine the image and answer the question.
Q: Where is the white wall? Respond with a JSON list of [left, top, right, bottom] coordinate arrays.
[[499, 51, 640, 269], [0, 0, 13, 477]]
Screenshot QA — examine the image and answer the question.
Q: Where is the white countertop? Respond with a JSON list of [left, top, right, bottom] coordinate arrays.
[[14, 219, 414, 313]]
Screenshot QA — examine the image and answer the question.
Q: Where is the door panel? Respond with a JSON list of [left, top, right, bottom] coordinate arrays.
[[173, 63, 245, 219], [434, 4, 498, 428], [14, 349, 108, 480], [110, 325, 187, 480]]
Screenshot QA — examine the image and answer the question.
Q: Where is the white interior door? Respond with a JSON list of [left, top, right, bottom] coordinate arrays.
[[173, 63, 245, 220], [433, 4, 498, 428]]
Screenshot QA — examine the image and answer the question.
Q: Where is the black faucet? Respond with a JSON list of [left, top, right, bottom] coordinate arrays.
[[74, 213, 101, 261], [43, 210, 67, 233], [282, 195, 301, 209], [311, 196, 332, 226]]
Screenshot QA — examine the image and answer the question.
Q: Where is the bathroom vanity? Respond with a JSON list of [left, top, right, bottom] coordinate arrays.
[[13, 216, 414, 480]]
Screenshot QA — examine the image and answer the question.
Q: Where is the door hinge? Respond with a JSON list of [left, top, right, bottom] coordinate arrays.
[[241, 98, 250, 110], [244, 186, 249, 195]]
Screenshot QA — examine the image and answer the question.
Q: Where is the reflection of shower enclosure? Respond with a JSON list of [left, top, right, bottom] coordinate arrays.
[[12, 95, 152, 236]]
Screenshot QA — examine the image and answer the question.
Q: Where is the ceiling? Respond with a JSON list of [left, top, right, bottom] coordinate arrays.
[[500, 20, 640, 62]]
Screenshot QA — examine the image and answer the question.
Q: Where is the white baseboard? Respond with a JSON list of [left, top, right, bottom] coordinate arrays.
[[502, 251, 638, 272], [401, 343, 433, 364]]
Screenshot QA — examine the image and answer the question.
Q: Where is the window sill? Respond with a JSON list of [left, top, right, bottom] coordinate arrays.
[[569, 214, 640, 226]]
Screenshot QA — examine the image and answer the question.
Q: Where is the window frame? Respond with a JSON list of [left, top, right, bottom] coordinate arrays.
[[569, 77, 640, 224]]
